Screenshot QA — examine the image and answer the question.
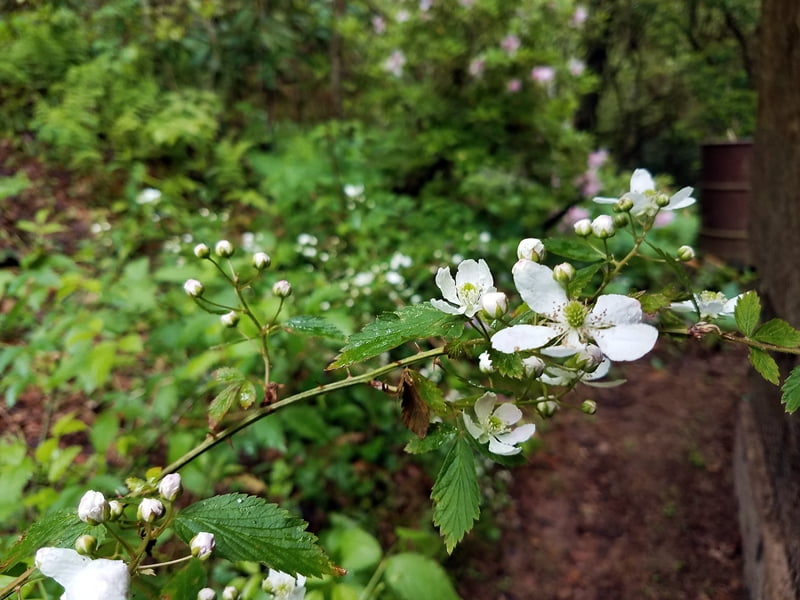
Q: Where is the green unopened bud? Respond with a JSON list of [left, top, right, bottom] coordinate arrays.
[[517, 238, 546, 262], [194, 243, 211, 259], [655, 193, 670, 207], [272, 280, 292, 298], [183, 279, 204, 298], [615, 196, 634, 212], [591, 215, 615, 239], [137, 498, 164, 523], [613, 214, 629, 228], [553, 262, 575, 285], [573, 344, 603, 372], [220, 311, 239, 328], [536, 399, 559, 418], [522, 356, 545, 378], [215, 240, 234, 258], [158, 473, 182, 502], [197, 588, 216, 600], [75, 534, 97, 556], [581, 399, 597, 415], [222, 586, 239, 600], [677, 245, 695, 261], [573, 218, 592, 237], [191, 532, 216, 560], [108, 500, 124, 520], [253, 252, 271, 270], [480, 292, 508, 319]]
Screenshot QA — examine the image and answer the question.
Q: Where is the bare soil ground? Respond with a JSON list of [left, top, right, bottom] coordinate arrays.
[[454, 340, 747, 600]]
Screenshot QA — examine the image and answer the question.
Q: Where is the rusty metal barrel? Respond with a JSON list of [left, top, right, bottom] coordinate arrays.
[[698, 140, 753, 264]]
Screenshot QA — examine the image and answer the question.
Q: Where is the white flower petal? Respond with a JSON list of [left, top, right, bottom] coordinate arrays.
[[594, 323, 658, 361], [630, 169, 655, 193], [540, 345, 580, 358], [463, 412, 485, 441], [590, 294, 643, 326], [495, 423, 536, 446], [666, 187, 695, 210], [488, 437, 522, 456], [512, 260, 566, 314], [65, 558, 129, 600], [592, 195, 619, 205], [491, 325, 558, 353], [493, 403, 523, 426], [435, 267, 459, 304], [584, 357, 612, 380], [473, 392, 497, 422], [455, 259, 494, 291], [430, 299, 464, 315], [35, 549, 90, 588]]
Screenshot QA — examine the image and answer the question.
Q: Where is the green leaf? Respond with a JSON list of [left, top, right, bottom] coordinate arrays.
[[0, 173, 31, 200], [213, 367, 245, 384], [749, 348, 780, 385], [490, 350, 524, 379], [781, 367, 800, 413], [160, 559, 207, 600], [208, 370, 257, 425], [405, 423, 457, 455], [735, 291, 761, 337], [544, 238, 599, 262], [568, 263, 602, 297], [284, 315, 344, 339], [173, 493, 335, 577], [207, 384, 240, 428], [0, 510, 89, 572], [431, 437, 480, 553], [753, 319, 800, 348], [383, 553, 461, 600], [325, 525, 382, 572], [329, 303, 463, 369]]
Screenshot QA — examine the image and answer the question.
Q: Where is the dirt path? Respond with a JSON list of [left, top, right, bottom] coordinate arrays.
[[455, 340, 747, 600]]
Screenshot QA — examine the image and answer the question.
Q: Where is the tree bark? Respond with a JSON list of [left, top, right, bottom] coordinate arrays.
[[741, 0, 800, 597]]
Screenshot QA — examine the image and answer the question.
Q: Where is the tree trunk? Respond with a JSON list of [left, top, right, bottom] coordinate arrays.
[[739, 0, 800, 597]]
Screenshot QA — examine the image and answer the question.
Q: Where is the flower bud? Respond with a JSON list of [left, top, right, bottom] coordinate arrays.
[[480, 292, 509, 319], [574, 344, 603, 372], [108, 500, 124, 520], [615, 196, 634, 212], [613, 214, 629, 228], [197, 588, 216, 600], [220, 311, 240, 328], [677, 245, 695, 261], [252, 251, 271, 270], [272, 280, 292, 298], [517, 238, 546, 262], [536, 398, 559, 418], [184, 279, 204, 298], [158, 473, 182, 502], [78, 490, 109, 525], [552, 262, 575, 285], [581, 399, 597, 415], [478, 351, 494, 373], [215, 240, 234, 258], [591, 215, 615, 238], [75, 534, 97, 556], [194, 243, 211, 259], [655, 193, 670, 207], [191, 532, 216, 560], [137, 498, 164, 523], [222, 586, 239, 600], [573, 218, 592, 237], [522, 356, 545, 378]]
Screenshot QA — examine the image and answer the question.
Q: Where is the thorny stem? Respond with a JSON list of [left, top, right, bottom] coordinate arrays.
[[160, 347, 447, 476]]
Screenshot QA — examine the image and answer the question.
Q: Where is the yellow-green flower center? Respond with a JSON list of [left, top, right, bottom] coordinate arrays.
[[563, 301, 588, 329], [487, 415, 507, 434], [459, 282, 480, 307]]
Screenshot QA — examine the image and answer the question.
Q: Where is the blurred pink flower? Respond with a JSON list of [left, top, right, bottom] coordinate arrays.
[[506, 78, 522, 93], [571, 5, 588, 26], [420, 0, 433, 11], [384, 50, 406, 77], [568, 58, 585, 76], [531, 66, 555, 83], [588, 149, 609, 169], [469, 58, 485, 78], [501, 35, 521, 55], [372, 15, 386, 34], [576, 170, 602, 198], [459, 0, 474, 6], [396, 9, 410, 22]]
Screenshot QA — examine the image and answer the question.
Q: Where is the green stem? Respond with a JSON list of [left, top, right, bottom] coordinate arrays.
[[160, 347, 447, 476], [0, 566, 34, 600]]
